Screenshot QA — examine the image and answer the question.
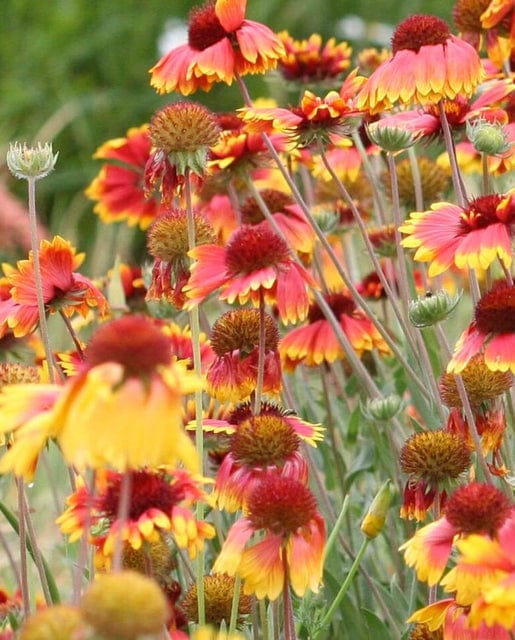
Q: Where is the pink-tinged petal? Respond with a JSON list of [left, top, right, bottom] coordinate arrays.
[[215, 0, 246, 32], [236, 21, 285, 67], [194, 39, 235, 83], [221, 267, 277, 306], [400, 518, 458, 586], [285, 415, 324, 444], [213, 517, 254, 576], [238, 533, 285, 600], [484, 333, 515, 373], [184, 244, 228, 304], [275, 262, 313, 324], [454, 223, 513, 271], [447, 324, 487, 373], [149, 44, 199, 95], [407, 599, 455, 629]]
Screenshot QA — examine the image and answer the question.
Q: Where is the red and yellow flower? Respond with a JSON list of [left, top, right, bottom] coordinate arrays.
[[0, 236, 107, 338], [149, 0, 285, 95], [280, 290, 390, 370], [184, 222, 316, 324], [400, 190, 515, 276], [356, 14, 484, 114], [57, 468, 215, 567], [213, 474, 325, 600], [85, 125, 164, 230], [448, 281, 515, 374]]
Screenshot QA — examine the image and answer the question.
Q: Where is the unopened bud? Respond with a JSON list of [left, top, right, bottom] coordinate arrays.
[[6, 142, 58, 180], [408, 290, 461, 328], [466, 118, 512, 156], [363, 394, 404, 421], [367, 122, 417, 153], [361, 480, 392, 538]]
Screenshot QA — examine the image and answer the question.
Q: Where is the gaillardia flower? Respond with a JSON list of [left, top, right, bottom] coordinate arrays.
[[356, 14, 484, 114], [206, 309, 282, 403], [146, 207, 216, 308], [53, 315, 202, 471], [400, 190, 515, 276], [400, 482, 512, 586], [213, 474, 325, 600], [181, 574, 252, 627], [184, 222, 316, 324], [85, 125, 164, 230], [280, 290, 390, 370], [277, 32, 352, 84], [149, 0, 285, 95], [57, 468, 215, 566], [0, 236, 107, 338], [400, 430, 471, 521], [448, 281, 515, 373], [211, 401, 323, 511]]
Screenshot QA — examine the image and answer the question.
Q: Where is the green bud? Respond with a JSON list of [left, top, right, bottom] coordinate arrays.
[[6, 142, 58, 180], [363, 394, 404, 421], [366, 122, 417, 153], [466, 118, 512, 156], [361, 480, 392, 539], [313, 208, 340, 234], [408, 290, 462, 328]]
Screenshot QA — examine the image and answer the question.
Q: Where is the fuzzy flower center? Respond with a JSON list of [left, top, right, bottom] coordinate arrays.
[[231, 415, 300, 468], [241, 190, 294, 225], [182, 574, 251, 625], [400, 430, 471, 482], [308, 292, 356, 323], [147, 208, 215, 262], [247, 475, 317, 534], [224, 224, 291, 274], [210, 309, 279, 356], [188, 1, 229, 51], [444, 481, 512, 535], [391, 15, 451, 53], [149, 102, 221, 154], [459, 194, 509, 232], [101, 470, 184, 521], [85, 316, 172, 377], [475, 283, 515, 334], [453, 0, 490, 33]]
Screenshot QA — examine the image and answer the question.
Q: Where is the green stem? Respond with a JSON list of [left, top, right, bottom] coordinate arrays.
[[253, 289, 266, 414], [27, 176, 56, 383], [316, 538, 370, 635], [438, 101, 467, 208], [282, 551, 297, 640], [0, 497, 60, 604], [112, 470, 132, 572], [324, 495, 350, 559], [228, 574, 242, 634], [184, 168, 206, 626], [17, 479, 30, 617]]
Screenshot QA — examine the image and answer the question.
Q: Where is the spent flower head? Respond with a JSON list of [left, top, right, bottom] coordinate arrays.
[[6, 142, 58, 180]]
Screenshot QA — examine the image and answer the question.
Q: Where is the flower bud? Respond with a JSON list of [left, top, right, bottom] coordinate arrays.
[[408, 290, 461, 328], [363, 394, 404, 421], [361, 480, 392, 539], [19, 605, 84, 640], [366, 122, 417, 153], [466, 118, 512, 156], [80, 570, 170, 639], [6, 142, 58, 180]]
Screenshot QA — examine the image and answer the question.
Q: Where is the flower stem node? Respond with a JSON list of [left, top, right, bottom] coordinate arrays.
[[361, 480, 392, 539], [408, 290, 462, 328], [366, 122, 417, 154], [6, 142, 58, 180], [466, 118, 513, 156], [363, 394, 404, 421]]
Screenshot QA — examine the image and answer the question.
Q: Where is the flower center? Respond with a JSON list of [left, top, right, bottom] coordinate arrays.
[[101, 470, 183, 521], [453, 0, 490, 34], [224, 224, 291, 275], [85, 315, 172, 377], [188, 1, 229, 51], [147, 208, 215, 262], [444, 482, 512, 536], [149, 102, 221, 154], [391, 15, 451, 53], [400, 430, 471, 482], [246, 475, 317, 534], [241, 190, 294, 225], [210, 309, 279, 356], [459, 194, 509, 233], [308, 292, 356, 323], [230, 415, 300, 468], [475, 283, 515, 334]]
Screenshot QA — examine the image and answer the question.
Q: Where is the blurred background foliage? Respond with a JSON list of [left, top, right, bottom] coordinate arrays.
[[0, 0, 452, 272]]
